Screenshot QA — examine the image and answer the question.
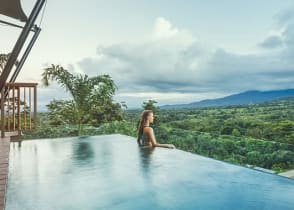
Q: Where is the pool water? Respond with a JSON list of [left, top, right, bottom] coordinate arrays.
[[6, 134, 294, 210]]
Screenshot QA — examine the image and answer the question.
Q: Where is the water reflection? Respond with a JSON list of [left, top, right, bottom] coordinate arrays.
[[72, 141, 95, 165], [138, 146, 155, 179], [96, 139, 113, 177], [11, 141, 23, 148]]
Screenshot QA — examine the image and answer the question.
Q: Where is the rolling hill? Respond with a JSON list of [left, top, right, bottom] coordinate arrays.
[[161, 89, 294, 109]]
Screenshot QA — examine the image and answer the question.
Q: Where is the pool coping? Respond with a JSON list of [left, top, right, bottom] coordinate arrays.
[[0, 137, 10, 210]]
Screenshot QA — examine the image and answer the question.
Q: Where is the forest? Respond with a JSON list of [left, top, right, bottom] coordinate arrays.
[[25, 97, 294, 173]]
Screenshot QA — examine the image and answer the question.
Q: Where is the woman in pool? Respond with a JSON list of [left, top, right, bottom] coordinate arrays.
[[137, 110, 176, 149]]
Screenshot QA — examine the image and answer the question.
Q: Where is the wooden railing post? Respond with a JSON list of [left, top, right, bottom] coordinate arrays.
[[13, 86, 16, 130], [17, 87, 21, 134], [34, 86, 37, 128]]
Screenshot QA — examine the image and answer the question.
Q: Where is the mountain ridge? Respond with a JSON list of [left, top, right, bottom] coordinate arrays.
[[160, 89, 294, 109]]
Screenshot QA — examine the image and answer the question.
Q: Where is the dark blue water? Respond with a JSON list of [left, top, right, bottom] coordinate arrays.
[[6, 134, 294, 210]]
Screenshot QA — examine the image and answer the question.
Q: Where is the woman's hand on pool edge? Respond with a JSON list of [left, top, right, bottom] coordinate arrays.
[[168, 144, 176, 149]]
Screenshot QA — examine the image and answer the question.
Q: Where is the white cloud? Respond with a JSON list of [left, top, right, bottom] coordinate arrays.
[[78, 17, 208, 93], [153, 17, 179, 39], [151, 17, 196, 49]]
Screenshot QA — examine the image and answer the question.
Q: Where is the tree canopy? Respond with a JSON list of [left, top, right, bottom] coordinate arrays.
[[42, 64, 124, 135]]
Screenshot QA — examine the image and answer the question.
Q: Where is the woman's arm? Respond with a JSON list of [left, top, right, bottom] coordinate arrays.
[[147, 127, 175, 149]]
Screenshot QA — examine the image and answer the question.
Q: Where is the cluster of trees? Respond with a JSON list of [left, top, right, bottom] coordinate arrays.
[[160, 99, 294, 145], [41, 64, 126, 135], [155, 99, 294, 172], [155, 127, 293, 172]]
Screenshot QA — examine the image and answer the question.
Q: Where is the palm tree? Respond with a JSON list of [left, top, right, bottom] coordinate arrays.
[[0, 53, 19, 74], [0, 53, 10, 74], [42, 64, 118, 135]]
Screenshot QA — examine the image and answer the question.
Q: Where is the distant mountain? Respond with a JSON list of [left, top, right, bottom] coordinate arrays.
[[161, 89, 294, 109]]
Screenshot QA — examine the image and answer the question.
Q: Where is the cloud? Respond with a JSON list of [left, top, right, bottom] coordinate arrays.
[[78, 18, 208, 92], [275, 6, 294, 26], [77, 16, 294, 108], [153, 17, 179, 39], [268, 6, 294, 57], [37, 84, 71, 111], [258, 35, 283, 49]]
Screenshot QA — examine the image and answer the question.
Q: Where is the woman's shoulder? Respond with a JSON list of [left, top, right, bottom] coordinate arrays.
[[143, 126, 153, 133]]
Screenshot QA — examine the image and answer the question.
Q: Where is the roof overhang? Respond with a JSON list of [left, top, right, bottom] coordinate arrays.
[[0, 0, 27, 22]]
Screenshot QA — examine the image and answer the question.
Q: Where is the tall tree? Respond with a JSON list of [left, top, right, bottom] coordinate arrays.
[[142, 99, 159, 112], [42, 64, 124, 135]]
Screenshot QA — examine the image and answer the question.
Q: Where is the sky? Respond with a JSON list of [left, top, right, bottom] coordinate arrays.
[[1, 0, 294, 110]]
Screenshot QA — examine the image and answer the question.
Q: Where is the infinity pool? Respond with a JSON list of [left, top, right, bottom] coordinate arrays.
[[6, 134, 294, 209]]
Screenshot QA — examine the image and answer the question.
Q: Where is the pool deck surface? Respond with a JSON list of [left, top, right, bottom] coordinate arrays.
[[0, 137, 10, 210]]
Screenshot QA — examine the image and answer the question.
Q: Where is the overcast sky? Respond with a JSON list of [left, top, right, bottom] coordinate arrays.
[[1, 0, 294, 110]]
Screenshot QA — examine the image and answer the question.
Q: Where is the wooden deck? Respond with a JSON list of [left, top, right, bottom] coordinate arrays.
[[0, 137, 10, 210]]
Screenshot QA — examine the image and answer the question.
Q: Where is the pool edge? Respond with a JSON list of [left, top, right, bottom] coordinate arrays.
[[0, 137, 10, 210]]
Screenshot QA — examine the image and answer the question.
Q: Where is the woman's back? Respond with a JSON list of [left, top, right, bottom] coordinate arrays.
[[142, 126, 152, 146]]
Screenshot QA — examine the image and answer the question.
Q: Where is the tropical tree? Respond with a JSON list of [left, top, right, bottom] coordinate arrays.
[[42, 64, 124, 135], [0, 53, 19, 73], [0, 53, 10, 73], [142, 99, 159, 112]]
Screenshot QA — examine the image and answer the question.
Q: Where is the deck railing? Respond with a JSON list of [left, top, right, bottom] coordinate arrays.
[[0, 82, 37, 138]]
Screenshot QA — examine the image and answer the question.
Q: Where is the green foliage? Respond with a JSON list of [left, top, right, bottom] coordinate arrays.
[[24, 121, 137, 140], [42, 64, 124, 134], [46, 100, 77, 126], [0, 53, 9, 72], [23, 124, 79, 139], [94, 121, 137, 136], [142, 99, 159, 112], [0, 53, 19, 73]]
